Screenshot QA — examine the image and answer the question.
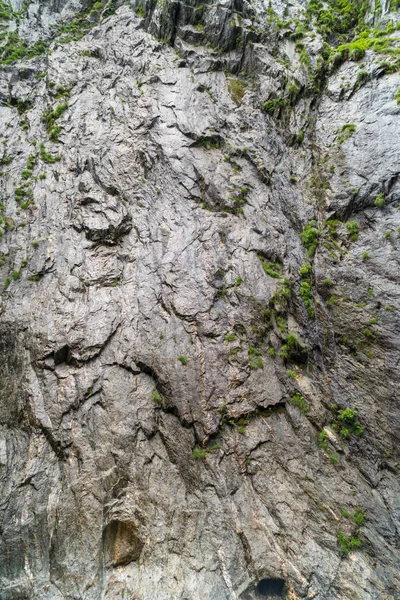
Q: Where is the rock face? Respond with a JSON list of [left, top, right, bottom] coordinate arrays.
[[0, 0, 399, 598]]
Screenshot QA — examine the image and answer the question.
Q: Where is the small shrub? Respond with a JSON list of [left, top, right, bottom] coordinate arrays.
[[345, 220, 359, 241], [353, 507, 365, 527], [39, 142, 60, 163], [192, 447, 207, 460], [178, 355, 188, 365], [291, 391, 309, 413], [263, 260, 281, 278], [299, 263, 312, 277], [227, 77, 247, 105], [300, 280, 315, 318], [12, 269, 21, 280], [337, 531, 362, 555], [318, 429, 329, 450], [225, 333, 236, 342], [361, 251, 370, 260], [264, 97, 286, 115], [374, 193, 385, 208], [301, 221, 319, 256], [338, 123, 355, 144], [152, 390, 162, 404], [248, 345, 263, 370], [267, 347, 276, 357], [337, 407, 364, 436]]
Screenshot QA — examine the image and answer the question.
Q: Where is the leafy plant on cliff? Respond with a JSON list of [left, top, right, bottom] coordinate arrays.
[[301, 220, 320, 256]]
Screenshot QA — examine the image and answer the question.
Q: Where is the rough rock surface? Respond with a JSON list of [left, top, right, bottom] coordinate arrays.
[[0, 0, 400, 598]]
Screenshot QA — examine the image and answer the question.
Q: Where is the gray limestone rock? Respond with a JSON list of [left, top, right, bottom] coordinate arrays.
[[0, 0, 400, 599]]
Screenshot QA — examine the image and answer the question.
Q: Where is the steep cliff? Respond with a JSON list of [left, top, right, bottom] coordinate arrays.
[[0, 0, 399, 598]]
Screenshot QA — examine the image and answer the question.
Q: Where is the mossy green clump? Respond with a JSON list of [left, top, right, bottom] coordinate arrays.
[[262, 260, 281, 278], [192, 447, 207, 460], [264, 97, 287, 116], [280, 333, 308, 364], [178, 354, 188, 365], [299, 263, 314, 318], [152, 390, 162, 404], [301, 220, 320, 256], [290, 391, 309, 413], [353, 507, 366, 527], [374, 192, 385, 208], [300, 280, 315, 318], [227, 76, 247, 105], [336, 407, 365, 436], [41, 103, 68, 142], [248, 345, 264, 370], [337, 531, 362, 555], [39, 142, 60, 163], [225, 332, 236, 342], [0, 32, 48, 66], [345, 220, 359, 241], [338, 123, 355, 144]]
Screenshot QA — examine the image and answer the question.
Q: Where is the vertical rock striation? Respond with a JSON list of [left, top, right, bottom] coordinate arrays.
[[0, 0, 399, 597]]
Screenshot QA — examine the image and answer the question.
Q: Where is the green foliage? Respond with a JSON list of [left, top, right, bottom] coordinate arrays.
[[39, 142, 60, 163], [248, 345, 264, 370], [353, 507, 366, 527], [396, 88, 400, 104], [0, 32, 48, 66], [338, 123, 355, 144], [194, 137, 220, 150], [290, 391, 309, 413], [267, 347, 276, 357], [262, 260, 281, 278], [12, 269, 21, 280], [225, 333, 236, 342], [227, 76, 247, 105], [361, 251, 370, 260], [152, 390, 162, 404], [301, 221, 320, 256], [0, 155, 11, 166], [41, 103, 68, 142], [280, 333, 307, 363], [374, 192, 385, 207], [345, 220, 359, 241], [318, 429, 329, 450], [299, 263, 312, 277], [192, 447, 207, 460], [337, 407, 365, 436], [300, 280, 315, 318], [135, 4, 146, 17], [337, 531, 362, 555], [264, 97, 287, 116], [178, 354, 188, 365]]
